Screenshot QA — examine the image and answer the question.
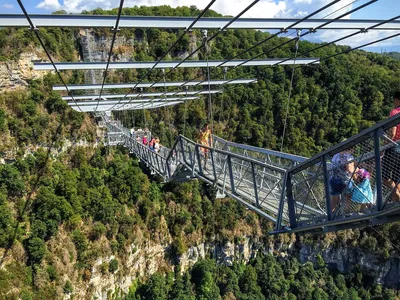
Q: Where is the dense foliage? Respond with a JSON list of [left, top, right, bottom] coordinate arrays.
[[384, 51, 400, 61], [127, 256, 397, 300], [1, 4, 400, 299], [1, 143, 400, 298], [2, 7, 399, 156]]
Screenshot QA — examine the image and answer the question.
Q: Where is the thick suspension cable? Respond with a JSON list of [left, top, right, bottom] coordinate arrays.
[[280, 30, 301, 152], [322, 0, 359, 19], [107, 0, 216, 112], [233, 14, 400, 87], [94, 0, 124, 112], [231, 0, 377, 70], [118, 0, 261, 110], [179, 0, 357, 89], [317, 31, 400, 62], [109, 0, 259, 112], [162, 0, 260, 80], [216, 0, 341, 68], [16, 0, 83, 113], [275, 14, 400, 67], [210, 17, 400, 125], [208, 0, 377, 89]]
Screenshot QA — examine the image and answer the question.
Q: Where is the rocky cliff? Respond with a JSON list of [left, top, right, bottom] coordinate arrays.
[[0, 51, 47, 91], [49, 234, 398, 299]]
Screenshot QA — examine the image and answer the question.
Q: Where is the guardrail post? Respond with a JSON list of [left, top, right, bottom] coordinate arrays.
[[275, 172, 287, 231], [374, 129, 383, 211], [166, 156, 171, 178], [210, 149, 217, 181], [322, 155, 333, 220], [250, 162, 260, 208], [179, 137, 186, 165], [286, 172, 297, 229], [227, 155, 236, 194], [195, 145, 203, 175]]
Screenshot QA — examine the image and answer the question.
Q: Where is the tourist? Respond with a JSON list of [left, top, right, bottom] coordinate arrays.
[[198, 123, 212, 170], [149, 137, 156, 151], [154, 138, 161, 153], [351, 168, 373, 210], [329, 149, 356, 213], [142, 135, 148, 146], [382, 91, 400, 202]]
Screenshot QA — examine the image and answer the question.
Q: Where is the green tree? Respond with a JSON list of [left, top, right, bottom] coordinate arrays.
[[27, 237, 46, 265]]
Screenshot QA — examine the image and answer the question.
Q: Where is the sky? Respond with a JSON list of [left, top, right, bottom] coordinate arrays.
[[1, 0, 399, 53]]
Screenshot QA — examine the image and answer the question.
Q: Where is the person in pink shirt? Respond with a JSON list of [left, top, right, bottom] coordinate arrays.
[[142, 135, 148, 146], [382, 92, 400, 202]]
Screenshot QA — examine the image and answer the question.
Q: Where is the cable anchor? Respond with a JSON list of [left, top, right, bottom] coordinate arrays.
[[223, 67, 228, 80], [295, 29, 302, 51]]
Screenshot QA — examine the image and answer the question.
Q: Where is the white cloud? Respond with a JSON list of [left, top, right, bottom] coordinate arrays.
[[32, 0, 399, 50], [314, 29, 400, 49], [294, 0, 312, 4], [36, 0, 61, 10], [35, 0, 287, 17], [2, 3, 14, 9]]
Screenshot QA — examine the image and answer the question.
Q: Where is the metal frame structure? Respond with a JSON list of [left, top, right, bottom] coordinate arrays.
[[70, 96, 199, 106], [62, 90, 222, 101], [103, 112, 400, 234], [34, 58, 319, 71], [76, 100, 186, 112], [11, 0, 400, 234], [2, 15, 400, 30], [95, 0, 124, 111], [53, 79, 258, 91]]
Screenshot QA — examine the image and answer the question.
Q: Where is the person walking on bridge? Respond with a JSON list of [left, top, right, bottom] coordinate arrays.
[[198, 123, 212, 170], [382, 91, 400, 202]]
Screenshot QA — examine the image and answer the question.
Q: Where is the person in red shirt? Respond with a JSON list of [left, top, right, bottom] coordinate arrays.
[[382, 92, 400, 202]]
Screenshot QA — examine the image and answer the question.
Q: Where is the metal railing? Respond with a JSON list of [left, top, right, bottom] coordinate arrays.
[[281, 112, 400, 233], [103, 112, 400, 234]]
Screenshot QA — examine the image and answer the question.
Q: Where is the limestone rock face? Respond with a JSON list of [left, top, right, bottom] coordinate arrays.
[[299, 243, 400, 288], [0, 51, 47, 90], [74, 237, 400, 299], [79, 237, 264, 299]]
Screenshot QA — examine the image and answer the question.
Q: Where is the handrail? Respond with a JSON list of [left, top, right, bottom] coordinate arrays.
[[103, 112, 400, 235], [289, 113, 400, 174], [213, 135, 307, 163], [178, 135, 287, 173]]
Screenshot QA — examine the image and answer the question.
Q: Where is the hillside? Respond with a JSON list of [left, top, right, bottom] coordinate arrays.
[[384, 51, 400, 61], [1, 5, 400, 299]]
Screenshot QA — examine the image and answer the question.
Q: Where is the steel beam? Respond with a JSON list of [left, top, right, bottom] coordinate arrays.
[[69, 96, 199, 106], [2, 15, 400, 30], [53, 78, 257, 91], [71, 100, 184, 112], [62, 89, 222, 101], [35, 58, 320, 71]]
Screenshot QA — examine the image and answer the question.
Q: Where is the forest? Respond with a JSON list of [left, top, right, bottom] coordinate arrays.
[[0, 4, 400, 299]]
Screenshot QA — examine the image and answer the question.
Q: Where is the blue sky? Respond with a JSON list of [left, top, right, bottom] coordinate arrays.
[[1, 0, 399, 52]]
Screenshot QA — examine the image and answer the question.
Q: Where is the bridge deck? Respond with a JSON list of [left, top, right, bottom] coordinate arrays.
[[103, 112, 400, 235]]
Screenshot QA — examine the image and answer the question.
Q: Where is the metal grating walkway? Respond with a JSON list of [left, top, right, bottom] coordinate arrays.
[[103, 112, 400, 235]]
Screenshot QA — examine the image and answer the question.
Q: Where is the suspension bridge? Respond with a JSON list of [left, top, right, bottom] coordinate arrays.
[[102, 112, 400, 234], [7, 0, 400, 234]]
